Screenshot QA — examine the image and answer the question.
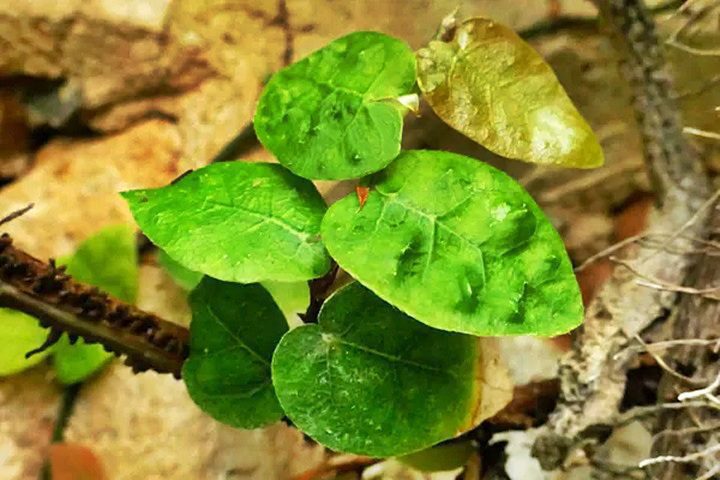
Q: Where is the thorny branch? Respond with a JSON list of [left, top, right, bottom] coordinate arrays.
[[0, 220, 189, 378]]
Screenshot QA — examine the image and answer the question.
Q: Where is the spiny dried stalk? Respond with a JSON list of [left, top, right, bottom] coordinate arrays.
[[0, 233, 189, 377]]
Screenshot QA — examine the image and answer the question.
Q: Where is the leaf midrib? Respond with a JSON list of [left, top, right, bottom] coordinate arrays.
[[324, 332, 456, 377], [204, 305, 271, 367]]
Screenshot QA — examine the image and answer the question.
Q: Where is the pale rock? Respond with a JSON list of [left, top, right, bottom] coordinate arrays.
[[0, 119, 182, 259], [0, 367, 60, 480]]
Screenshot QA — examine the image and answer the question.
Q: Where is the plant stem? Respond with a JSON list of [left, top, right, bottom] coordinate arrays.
[[0, 233, 189, 377], [300, 261, 338, 324]]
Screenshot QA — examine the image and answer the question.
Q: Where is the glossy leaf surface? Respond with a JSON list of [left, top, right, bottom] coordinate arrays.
[[417, 18, 603, 168], [123, 162, 330, 283], [272, 282, 486, 457], [255, 32, 416, 180], [322, 150, 583, 336], [183, 278, 287, 428]]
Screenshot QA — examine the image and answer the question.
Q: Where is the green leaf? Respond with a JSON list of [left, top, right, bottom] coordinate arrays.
[[60, 225, 138, 302], [53, 225, 139, 384], [0, 309, 52, 376], [122, 162, 331, 283], [261, 280, 309, 325], [416, 18, 604, 169], [398, 441, 474, 472], [183, 277, 287, 429], [158, 249, 203, 291], [157, 250, 307, 324], [272, 282, 484, 457], [254, 31, 416, 180], [321, 150, 583, 337], [53, 337, 113, 385]]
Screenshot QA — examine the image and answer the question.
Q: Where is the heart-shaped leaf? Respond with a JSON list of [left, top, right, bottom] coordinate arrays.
[[123, 162, 331, 283], [255, 31, 416, 180], [416, 18, 603, 169], [183, 277, 287, 428], [272, 282, 507, 457], [322, 150, 583, 336]]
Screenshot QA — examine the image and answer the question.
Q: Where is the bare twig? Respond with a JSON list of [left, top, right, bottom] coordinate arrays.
[[633, 334, 702, 385], [615, 401, 720, 427], [299, 261, 338, 324], [685, 127, 720, 141], [696, 462, 720, 480], [627, 337, 720, 352], [639, 443, 720, 468], [666, 0, 720, 57], [575, 234, 646, 272], [0, 204, 33, 227], [679, 371, 720, 403]]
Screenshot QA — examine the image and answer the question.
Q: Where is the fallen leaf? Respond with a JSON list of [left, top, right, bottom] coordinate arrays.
[[49, 443, 107, 480]]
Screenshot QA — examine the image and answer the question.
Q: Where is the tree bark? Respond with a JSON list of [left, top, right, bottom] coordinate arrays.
[[534, 0, 713, 469]]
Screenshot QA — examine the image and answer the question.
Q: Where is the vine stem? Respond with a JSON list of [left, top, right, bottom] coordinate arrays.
[[0, 233, 189, 377]]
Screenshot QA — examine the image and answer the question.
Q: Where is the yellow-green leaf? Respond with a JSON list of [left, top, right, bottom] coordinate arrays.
[[0, 309, 52, 376], [416, 17, 604, 169], [398, 441, 474, 472]]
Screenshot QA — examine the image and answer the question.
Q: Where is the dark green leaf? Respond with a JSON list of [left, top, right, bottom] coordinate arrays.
[[255, 31, 416, 180], [122, 162, 331, 283], [53, 225, 138, 384], [183, 277, 287, 428], [272, 282, 486, 457], [416, 18, 603, 168], [322, 150, 583, 336]]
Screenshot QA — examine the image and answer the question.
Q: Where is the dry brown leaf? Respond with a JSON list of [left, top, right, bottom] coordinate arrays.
[[49, 443, 107, 480]]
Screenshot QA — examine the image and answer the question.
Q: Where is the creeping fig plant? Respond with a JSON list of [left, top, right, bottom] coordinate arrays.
[[122, 23, 601, 456]]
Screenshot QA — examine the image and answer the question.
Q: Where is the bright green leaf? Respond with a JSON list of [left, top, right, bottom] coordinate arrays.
[[0, 309, 52, 376], [272, 282, 484, 457], [123, 162, 331, 283], [53, 225, 139, 384], [60, 225, 138, 302], [398, 441, 474, 472], [254, 31, 416, 180], [54, 337, 113, 385], [416, 18, 604, 169], [158, 249, 202, 291], [183, 277, 287, 428], [322, 150, 583, 337]]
